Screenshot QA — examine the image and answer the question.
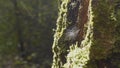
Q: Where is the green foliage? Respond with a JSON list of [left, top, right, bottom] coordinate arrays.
[[0, 0, 17, 55], [0, 0, 57, 68]]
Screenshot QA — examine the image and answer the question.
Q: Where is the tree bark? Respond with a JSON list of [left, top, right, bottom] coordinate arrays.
[[52, 0, 120, 68]]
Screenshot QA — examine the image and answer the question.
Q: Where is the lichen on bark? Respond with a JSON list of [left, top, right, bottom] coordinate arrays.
[[52, 0, 70, 68]]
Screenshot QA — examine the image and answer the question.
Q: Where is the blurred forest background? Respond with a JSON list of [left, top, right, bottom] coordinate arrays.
[[0, 0, 57, 68]]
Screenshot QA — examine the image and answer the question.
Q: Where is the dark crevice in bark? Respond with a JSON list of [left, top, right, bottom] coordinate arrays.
[[67, 0, 81, 26]]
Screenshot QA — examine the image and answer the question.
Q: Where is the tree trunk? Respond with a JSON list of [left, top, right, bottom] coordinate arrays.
[[52, 0, 120, 68], [12, 0, 26, 59]]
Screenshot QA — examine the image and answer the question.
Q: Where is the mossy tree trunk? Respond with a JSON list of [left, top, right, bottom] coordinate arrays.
[[52, 0, 120, 68]]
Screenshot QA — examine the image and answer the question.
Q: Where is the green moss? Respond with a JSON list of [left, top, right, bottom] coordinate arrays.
[[52, 0, 70, 68], [109, 1, 120, 67], [91, 0, 116, 60], [88, 0, 120, 67]]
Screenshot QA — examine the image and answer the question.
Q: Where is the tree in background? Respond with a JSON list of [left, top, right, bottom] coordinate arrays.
[[0, 0, 57, 68], [52, 0, 120, 68]]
